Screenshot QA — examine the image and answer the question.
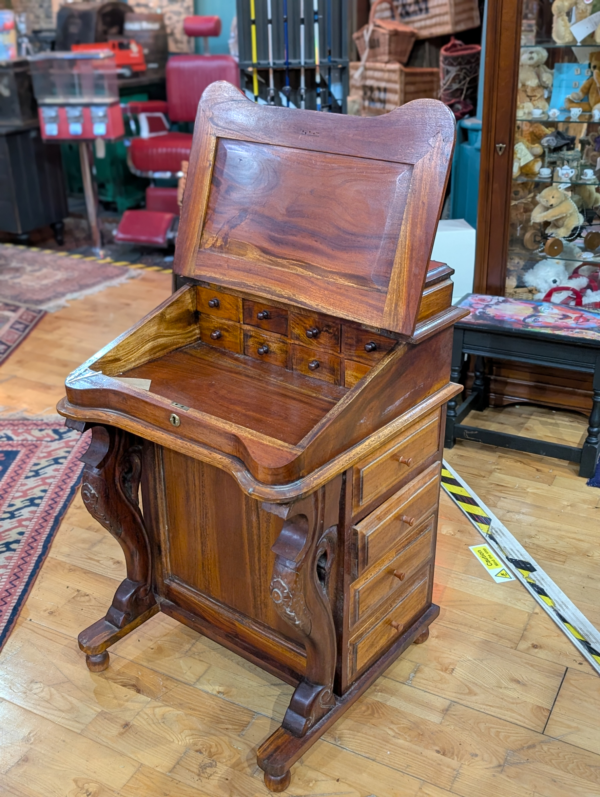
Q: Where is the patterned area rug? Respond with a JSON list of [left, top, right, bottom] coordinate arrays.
[[0, 244, 138, 312], [0, 419, 87, 651], [0, 303, 46, 366]]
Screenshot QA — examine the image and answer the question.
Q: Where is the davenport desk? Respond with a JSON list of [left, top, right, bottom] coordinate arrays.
[[58, 82, 465, 791]]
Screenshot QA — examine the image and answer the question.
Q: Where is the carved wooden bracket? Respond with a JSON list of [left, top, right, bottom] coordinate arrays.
[[81, 425, 156, 628], [267, 477, 342, 737]]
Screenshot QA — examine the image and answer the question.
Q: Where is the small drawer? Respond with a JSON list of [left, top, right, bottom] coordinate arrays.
[[291, 344, 341, 385], [243, 300, 288, 335], [353, 411, 441, 512], [353, 463, 439, 573], [349, 568, 431, 679], [350, 518, 434, 626], [344, 360, 370, 389], [199, 315, 242, 354], [197, 286, 241, 322], [243, 327, 288, 368], [290, 311, 341, 353], [342, 327, 397, 366]]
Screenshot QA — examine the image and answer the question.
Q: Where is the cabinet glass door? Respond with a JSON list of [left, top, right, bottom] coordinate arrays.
[[509, 1, 600, 311]]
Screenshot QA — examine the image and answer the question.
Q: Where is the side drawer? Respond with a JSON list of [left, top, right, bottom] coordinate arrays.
[[349, 517, 435, 627], [290, 310, 341, 352], [342, 326, 397, 365], [349, 567, 431, 680], [291, 344, 341, 385], [243, 327, 288, 368], [197, 286, 242, 322], [353, 462, 440, 573], [243, 299, 288, 335], [199, 315, 242, 354], [353, 411, 441, 512]]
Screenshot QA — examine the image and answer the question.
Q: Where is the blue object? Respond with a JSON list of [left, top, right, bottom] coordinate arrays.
[[550, 61, 592, 111]]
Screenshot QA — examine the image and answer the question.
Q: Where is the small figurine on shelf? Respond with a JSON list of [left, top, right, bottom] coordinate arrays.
[[552, 0, 600, 45], [523, 258, 587, 299], [531, 185, 583, 239], [517, 47, 553, 115], [566, 52, 600, 112]]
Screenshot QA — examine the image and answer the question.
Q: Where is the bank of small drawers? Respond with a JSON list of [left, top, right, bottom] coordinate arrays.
[[196, 285, 399, 388], [347, 462, 440, 679]]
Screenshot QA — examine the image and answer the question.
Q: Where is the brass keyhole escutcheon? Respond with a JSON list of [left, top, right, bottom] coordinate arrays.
[[170, 413, 181, 427], [495, 143, 507, 156]]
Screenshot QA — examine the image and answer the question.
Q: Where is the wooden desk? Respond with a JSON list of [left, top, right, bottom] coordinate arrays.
[[58, 82, 465, 792]]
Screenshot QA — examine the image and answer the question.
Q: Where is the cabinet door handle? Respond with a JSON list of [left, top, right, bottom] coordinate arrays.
[[495, 143, 506, 156]]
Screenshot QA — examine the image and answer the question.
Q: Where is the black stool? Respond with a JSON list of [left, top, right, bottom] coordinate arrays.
[[445, 294, 600, 478]]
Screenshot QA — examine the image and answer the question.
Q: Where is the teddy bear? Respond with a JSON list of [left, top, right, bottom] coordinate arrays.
[[531, 185, 583, 239], [523, 259, 587, 300], [573, 182, 600, 211], [552, 0, 599, 46], [517, 47, 553, 114], [566, 51, 600, 111], [513, 122, 552, 178]]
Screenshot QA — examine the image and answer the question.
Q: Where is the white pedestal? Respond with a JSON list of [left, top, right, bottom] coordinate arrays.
[[431, 219, 476, 303]]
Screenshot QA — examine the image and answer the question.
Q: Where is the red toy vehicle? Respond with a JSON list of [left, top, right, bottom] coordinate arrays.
[[72, 39, 146, 77]]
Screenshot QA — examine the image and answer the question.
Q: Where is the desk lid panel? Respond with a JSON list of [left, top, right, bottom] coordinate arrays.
[[174, 82, 455, 337]]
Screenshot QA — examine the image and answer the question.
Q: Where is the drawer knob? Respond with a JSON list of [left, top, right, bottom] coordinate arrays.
[[258, 345, 269, 355], [306, 326, 321, 338], [257, 310, 271, 320], [364, 341, 378, 353], [308, 360, 320, 371], [401, 515, 415, 527], [210, 330, 222, 340], [391, 621, 403, 632], [208, 298, 220, 308], [393, 570, 405, 581], [395, 455, 413, 466]]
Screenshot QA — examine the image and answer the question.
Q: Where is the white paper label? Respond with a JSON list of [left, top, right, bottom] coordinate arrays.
[[93, 123, 107, 137], [44, 123, 58, 136], [68, 123, 83, 136], [570, 11, 600, 43]]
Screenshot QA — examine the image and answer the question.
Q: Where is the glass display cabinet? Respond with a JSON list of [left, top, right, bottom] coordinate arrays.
[[478, 0, 600, 302], [474, 0, 600, 408]]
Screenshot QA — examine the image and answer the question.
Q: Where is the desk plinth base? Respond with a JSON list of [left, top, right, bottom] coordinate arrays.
[[257, 605, 438, 790]]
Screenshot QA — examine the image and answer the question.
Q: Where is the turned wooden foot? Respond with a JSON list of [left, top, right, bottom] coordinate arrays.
[[264, 770, 291, 793], [86, 651, 110, 672], [413, 627, 430, 645]]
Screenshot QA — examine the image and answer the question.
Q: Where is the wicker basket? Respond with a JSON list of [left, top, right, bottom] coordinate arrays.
[[373, 0, 481, 40], [349, 60, 440, 116], [353, 0, 417, 64]]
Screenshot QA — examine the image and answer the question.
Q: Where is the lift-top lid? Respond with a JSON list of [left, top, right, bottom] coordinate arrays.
[[174, 82, 455, 336]]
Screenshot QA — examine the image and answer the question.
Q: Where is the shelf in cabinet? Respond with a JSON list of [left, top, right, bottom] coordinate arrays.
[[520, 41, 600, 49], [516, 115, 600, 124], [513, 178, 600, 187]]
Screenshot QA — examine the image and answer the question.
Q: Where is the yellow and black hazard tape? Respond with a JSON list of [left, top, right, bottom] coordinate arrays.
[[442, 461, 600, 674], [0, 243, 171, 273]]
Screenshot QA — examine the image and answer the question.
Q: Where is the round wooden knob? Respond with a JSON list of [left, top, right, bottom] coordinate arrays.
[[393, 570, 405, 581], [257, 345, 269, 355], [208, 298, 220, 308], [395, 455, 413, 466], [401, 515, 415, 527], [391, 621, 403, 632], [364, 341, 378, 352], [257, 310, 270, 320], [306, 327, 320, 338], [210, 330, 222, 340], [584, 231, 600, 253], [308, 360, 320, 371], [544, 238, 563, 257]]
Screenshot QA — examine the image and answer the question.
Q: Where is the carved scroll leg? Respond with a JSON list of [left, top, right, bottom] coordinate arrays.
[[259, 479, 342, 791], [77, 425, 157, 671]]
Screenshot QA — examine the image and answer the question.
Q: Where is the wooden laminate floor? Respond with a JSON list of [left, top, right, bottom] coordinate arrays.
[[1, 271, 600, 797]]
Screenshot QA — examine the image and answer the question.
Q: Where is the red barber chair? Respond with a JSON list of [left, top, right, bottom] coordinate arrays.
[[115, 16, 238, 247]]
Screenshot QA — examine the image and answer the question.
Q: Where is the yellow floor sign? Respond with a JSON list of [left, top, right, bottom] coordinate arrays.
[[470, 544, 516, 583]]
